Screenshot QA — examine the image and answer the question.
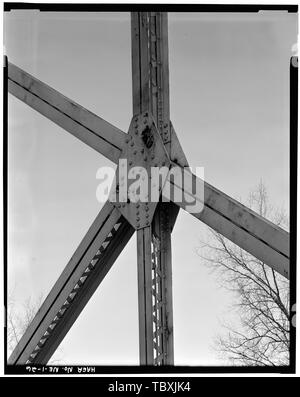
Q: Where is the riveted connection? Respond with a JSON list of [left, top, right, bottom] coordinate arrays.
[[142, 125, 154, 149]]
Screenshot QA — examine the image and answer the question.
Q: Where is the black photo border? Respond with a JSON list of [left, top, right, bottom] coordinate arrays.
[[3, 2, 298, 376]]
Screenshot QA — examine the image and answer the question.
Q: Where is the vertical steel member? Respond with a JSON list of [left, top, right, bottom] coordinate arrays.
[[131, 12, 174, 365]]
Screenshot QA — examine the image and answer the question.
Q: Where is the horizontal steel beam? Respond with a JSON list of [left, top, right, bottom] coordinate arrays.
[[8, 202, 134, 365], [166, 163, 290, 279], [8, 62, 126, 164]]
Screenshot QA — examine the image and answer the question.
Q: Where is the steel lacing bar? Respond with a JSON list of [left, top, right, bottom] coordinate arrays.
[[160, 209, 171, 365], [151, 233, 165, 365], [25, 221, 123, 364]]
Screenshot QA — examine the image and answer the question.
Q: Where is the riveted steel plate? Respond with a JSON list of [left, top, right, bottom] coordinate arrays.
[[110, 111, 171, 229]]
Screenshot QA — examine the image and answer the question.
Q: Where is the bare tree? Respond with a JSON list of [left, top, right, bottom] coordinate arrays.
[[7, 290, 43, 355], [7, 290, 63, 364], [199, 181, 290, 366]]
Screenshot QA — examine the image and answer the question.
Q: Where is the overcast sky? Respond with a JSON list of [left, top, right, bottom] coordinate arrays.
[[5, 10, 297, 365]]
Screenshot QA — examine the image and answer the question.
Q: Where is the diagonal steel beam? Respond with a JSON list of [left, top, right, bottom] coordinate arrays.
[[8, 202, 134, 365], [166, 162, 290, 279], [8, 62, 126, 164]]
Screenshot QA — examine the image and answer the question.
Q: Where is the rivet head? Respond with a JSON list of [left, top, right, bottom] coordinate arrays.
[[146, 221, 149, 225], [136, 211, 139, 215], [146, 214, 149, 218], [136, 217, 140, 221], [146, 207, 149, 212], [125, 138, 129, 143], [130, 142, 134, 147], [129, 161, 133, 166], [144, 156, 147, 161], [151, 154, 155, 160], [141, 148, 144, 154], [133, 150, 137, 155]]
